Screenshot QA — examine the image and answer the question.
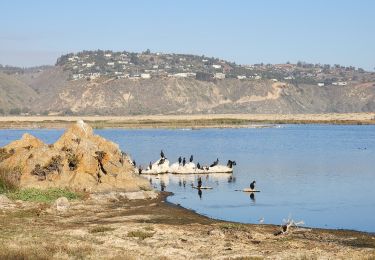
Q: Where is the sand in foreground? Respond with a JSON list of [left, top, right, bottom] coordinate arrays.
[[0, 192, 374, 259]]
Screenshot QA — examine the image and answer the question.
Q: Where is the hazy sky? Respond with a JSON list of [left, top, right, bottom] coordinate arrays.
[[1, 0, 374, 69]]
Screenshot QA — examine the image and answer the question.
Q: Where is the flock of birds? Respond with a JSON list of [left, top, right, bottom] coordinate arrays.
[[133, 150, 238, 173], [132, 150, 256, 191]]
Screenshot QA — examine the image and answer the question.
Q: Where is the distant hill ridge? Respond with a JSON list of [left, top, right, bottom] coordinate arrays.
[[0, 50, 374, 115]]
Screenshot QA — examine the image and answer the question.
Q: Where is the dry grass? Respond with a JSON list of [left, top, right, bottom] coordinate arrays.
[[127, 230, 154, 240], [0, 166, 22, 193], [219, 223, 249, 232], [0, 243, 94, 260], [89, 226, 115, 233]]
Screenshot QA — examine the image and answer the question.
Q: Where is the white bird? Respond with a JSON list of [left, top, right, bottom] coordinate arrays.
[[258, 217, 264, 224]]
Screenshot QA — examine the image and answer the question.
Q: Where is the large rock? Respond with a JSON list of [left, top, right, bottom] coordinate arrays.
[[0, 120, 151, 192]]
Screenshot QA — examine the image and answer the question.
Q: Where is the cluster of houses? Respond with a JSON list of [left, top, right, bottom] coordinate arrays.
[[60, 51, 266, 82], [56, 51, 372, 86]]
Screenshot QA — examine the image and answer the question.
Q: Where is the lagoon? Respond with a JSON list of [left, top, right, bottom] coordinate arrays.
[[1, 125, 374, 232]]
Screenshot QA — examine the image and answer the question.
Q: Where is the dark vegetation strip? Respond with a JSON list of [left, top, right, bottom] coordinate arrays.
[[0, 118, 375, 129]]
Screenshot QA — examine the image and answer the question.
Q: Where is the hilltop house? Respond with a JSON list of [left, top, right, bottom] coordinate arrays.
[[332, 81, 347, 86], [214, 73, 226, 79], [141, 73, 151, 79]]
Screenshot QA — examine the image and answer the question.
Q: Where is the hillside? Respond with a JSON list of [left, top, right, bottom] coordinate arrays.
[[0, 72, 38, 114], [0, 50, 374, 115]]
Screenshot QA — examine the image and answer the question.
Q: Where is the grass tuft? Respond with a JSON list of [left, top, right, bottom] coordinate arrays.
[[219, 223, 249, 232], [7, 188, 82, 203], [127, 230, 154, 240], [89, 226, 115, 233]]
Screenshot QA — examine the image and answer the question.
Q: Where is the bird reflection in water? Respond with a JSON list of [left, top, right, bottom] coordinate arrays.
[[160, 180, 166, 191], [227, 175, 236, 183], [250, 192, 256, 203], [198, 189, 202, 199]]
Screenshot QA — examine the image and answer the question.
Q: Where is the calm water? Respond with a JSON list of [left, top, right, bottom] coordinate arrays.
[[1, 125, 374, 232]]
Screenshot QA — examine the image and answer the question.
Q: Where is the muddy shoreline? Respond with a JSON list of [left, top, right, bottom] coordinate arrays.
[[1, 191, 374, 259]]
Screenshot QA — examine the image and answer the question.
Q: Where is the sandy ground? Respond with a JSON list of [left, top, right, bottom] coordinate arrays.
[[0, 113, 375, 129], [0, 192, 374, 259]]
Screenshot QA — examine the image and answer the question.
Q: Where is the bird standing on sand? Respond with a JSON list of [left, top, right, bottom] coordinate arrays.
[[160, 150, 165, 159], [149, 161, 152, 170], [250, 180, 256, 190], [189, 155, 193, 163], [197, 162, 201, 169], [182, 157, 186, 166], [178, 156, 182, 165], [132, 160, 136, 167]]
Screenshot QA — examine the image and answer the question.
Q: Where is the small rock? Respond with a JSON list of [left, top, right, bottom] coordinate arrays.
[[208, 229, 225, 238], [0, 194, 12, 205], [54, 197, 70, 212]]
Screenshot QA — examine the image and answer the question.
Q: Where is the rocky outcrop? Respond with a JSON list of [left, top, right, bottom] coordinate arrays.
[[0, 120, 150, 192]]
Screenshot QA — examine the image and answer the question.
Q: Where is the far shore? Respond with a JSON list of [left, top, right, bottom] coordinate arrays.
[[0, 113, 375, 129]]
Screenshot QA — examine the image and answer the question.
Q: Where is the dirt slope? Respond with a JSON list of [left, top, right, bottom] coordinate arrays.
[[1, 67, 374, 115]]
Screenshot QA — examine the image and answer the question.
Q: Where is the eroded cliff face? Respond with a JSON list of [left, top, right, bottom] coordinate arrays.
[[0, 121, 150, 192], [2, 67, 375, 115]]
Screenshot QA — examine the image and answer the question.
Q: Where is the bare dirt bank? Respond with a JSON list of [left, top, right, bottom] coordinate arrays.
[[0, 192, 374, 259], [1, 113, 375, 129]]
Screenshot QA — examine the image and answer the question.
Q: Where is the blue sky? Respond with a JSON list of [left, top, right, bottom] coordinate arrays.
[[1, 0, 374, 69]]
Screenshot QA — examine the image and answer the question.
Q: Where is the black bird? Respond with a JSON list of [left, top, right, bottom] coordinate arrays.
[[197, 162, 201, 169], [160, 150, 165, 159], [210, 158, 219, 167], [227, 160, 237, 168], [149, 161, 152, 170], [197, 176, 202, 188], [189, 155, 193, 163], [132, 160, 136, 167], [178, 156, 182, 165], [250, 180, 256, 190], [138, 166, 142, 174], [182, 157, 186, 166], [158, 158, 165, 165]]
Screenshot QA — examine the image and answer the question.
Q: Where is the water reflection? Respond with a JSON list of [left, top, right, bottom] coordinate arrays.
[[250, 192, 256, 204], [2, 125, 375, 231], [144, 173, 233, 193], [198, 189, 202, 199]]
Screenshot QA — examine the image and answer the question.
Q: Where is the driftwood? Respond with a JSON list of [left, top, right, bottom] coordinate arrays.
[[274, 217, 306, 236]]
